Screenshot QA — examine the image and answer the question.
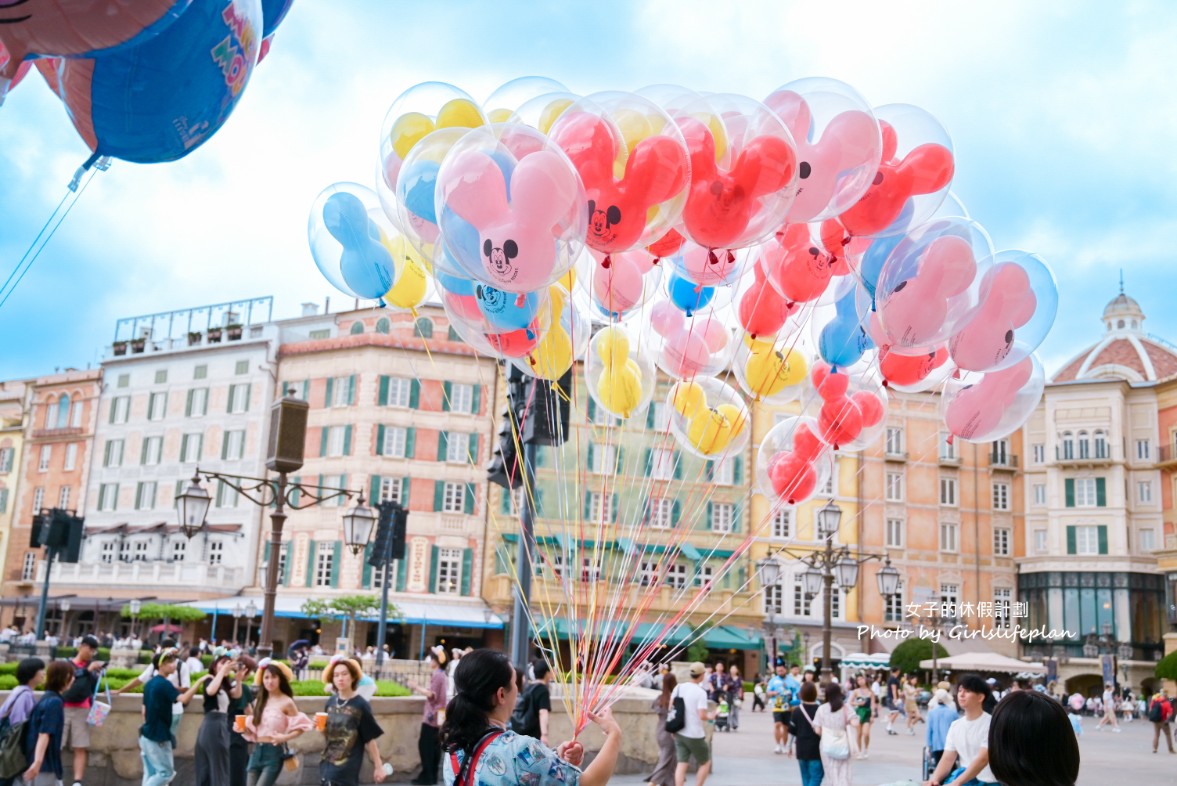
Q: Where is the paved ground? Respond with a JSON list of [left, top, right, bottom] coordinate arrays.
[[607, 707, 1175, 786]]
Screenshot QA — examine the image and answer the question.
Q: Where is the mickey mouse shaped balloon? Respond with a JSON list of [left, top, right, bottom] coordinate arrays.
[[379, 82, 486, 199], [756, 415, 834, 506], [649, 299, 735, 380], [759, 223, 841, 306], [811, 362, 887, 452], [942, 355, 1045, 443], [437, 124, 586, 294], [308, 183, 397, 300], [586, 325, 655, 420], [732, 335, 808, 403], [667, 378, 750, 459], [549, 92, 690, 255]]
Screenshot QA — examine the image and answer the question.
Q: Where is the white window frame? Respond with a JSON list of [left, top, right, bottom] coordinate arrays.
[[1032, 443, 1045, 463], [445, 432, 469, 464], [992, 481, 1010, 511], [148, 392, 167, 421], [665, 563, 688, 590], [1074, 525, 1099, 555], [591, 444, 616, 474], [885, 427, 904, 455], [1137, 439, 1151, 461], [169, 539, 186, 563], [437, 548, 462, 595], [885, 472, 904, 502], [97, 483, 117, 512], [215, 480, 239, 508], [1034, 529, 1048, 554], [651, 449, 675, 481], [886, 517, 904, 548], [104, 439, 123, 469], [1033, 484, 1047, 506], [940, 433, 957, 460], [649, 498, 672, 530], [1138, 481, 1152, 504], [21, 552, 37, 581], [793, 577, 814, 617], [772, 508, 792, 540], [224, 429, 246, 460], [208, 540, 224, 566], [111, 396, 130, 424], [0, 448, 12, 473], [639, 561, 659, 588], [387, 377, 412, 408], [993, 527, 1011, 557], [188, 387, 209, 418], [382, 427, 407, 458], [100, 541, 116, 564], [64, 444, 77, 472], [132, 541, 149, 562], [764, 582, 784, 615], [712, 457, 735, 486], [32, 487, 44, 512], [229, 383, 251, 414], [819, 469, 836, 497], [314, 542, 334, 587], [378, 477, 403, 504], [994, 588, 1012, 628], [885, 586, 905, 623], [135, 481, 156, 511], [442, 482, 465, 514], [940, 584, 960, 619], [710, 502, 734, 533], [450, 383, 474, 414], [181, 433, 203, 463], [1075, 477, 1097, 507], [695, 565, 714, 589], [587, 492, 606, 522], [940, 476, 957, 507], [581, 555, 602, 583], [940, 521, 959, 553], [1140, 529, 1156, 553], [651, 402, 671, 431], [326, 426, 346, 458], [141, 436, 163, 466], [38, 446, 51, 472], [58, 486, 70, 508]]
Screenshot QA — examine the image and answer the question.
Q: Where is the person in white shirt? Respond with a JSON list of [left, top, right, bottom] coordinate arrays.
[[923, 675, 996, 786], [114, 642, 192, 734], [672, 662, 718, 786], [184, 646, 205, 677], [1096, 683, 1121, 731]]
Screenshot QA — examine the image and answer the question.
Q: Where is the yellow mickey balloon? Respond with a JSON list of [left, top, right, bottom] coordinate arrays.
[[380, 235, 429, 311], [595, 327, 643, 418], [487, 108, 514, 124], [670, 381, 706, 419], [529, 289, 573, 379], [716, 403, 747, 439], [557, 265, 576, 294], [744, 338, 808, 399], [390, 112, 436, 160], [437, 98, 485, 129], [687, 407, 734, 455], [537, 98, 573, 135]]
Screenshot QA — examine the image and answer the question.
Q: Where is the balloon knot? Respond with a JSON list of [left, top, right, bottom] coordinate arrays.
[[601, 255, 612, 270], [881, 380, 890, 388], [652, 257, 661, 266]]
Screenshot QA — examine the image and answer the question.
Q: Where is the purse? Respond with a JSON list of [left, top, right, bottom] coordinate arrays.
[[87, 675, 112, 727], [800, 703, 851, 760]]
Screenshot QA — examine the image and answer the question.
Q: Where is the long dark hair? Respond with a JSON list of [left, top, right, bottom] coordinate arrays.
[[441, 649, 514, 754], [658, 673, 678, 710], [988, 691, 1079, 786], [253, 663, 294, 728], [824, 682, 845, 711]]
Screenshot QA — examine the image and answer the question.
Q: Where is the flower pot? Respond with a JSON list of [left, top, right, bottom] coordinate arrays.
[[226, 325, 243, 341], [187, 332, 202, 346], [207, 328, 223, 343], [112, 342, 128, 356], [130, 340, 146, 354]]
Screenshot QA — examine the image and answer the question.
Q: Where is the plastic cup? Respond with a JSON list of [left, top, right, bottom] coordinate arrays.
[[234, 715, 247, 733], [315, 712, 328, 731]]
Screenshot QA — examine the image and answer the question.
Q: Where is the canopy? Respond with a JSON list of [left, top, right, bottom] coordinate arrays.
[[542, 620, 761, 651], [840, 652, 892, 669], [918, 651, 1046, 674]]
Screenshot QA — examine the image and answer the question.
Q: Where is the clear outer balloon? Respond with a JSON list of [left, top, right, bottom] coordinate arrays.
[[873, 217, 993, 354], [383, 127, 470, 261], [549, 91, 690, 255], [942, 354, 1045, 443], [0, 0, 192, 76], [484, 76, 569, 123], [823, 103, 955, 245], [759, 224, 841, 305], [947, 251, 1058, 373], [0, 40, 31, 103], [443, 280, 551, 359], [668, 240, 752, 289], [877, 343, 952, 394], [673, 93, 799, 251], [756, 415, 833, 506], [513, 285, 590, 381], [584, 248, 661, 323], [649, 297, 737, 379], [814, 277, 875, 370], [666, 377, 750, 459], [585, 324, 656, 420], [764, 77, 882, 223], [436, 123, 587, 294], [504, 90, 579, 134], [378, 233, 432, 314], [734, 255, 800, 338], [378, 82, 486, 202], [308, 183, 399, 300], [635, 84, 702, 116], [732, 334, 808, 404], [810, 362, 887, 452]]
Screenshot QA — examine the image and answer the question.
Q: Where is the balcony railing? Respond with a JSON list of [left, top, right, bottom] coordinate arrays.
[[1054, 448, 1115, 466], [1158, 445, 1177, 466], [990, 453, 1019, 470], [37, 560, 244, 588], [884, 450, 908, 462], [939, 452, 961, 465]]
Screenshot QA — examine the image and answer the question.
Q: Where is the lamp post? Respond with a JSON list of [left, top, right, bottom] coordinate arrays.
[[129, 598, 141, 639], [241, 600, 258, 651], [776, 500, 901, 683], [175, 392, 369, 659], [757, 558, 782, 671], [58, 599, 70, 640], [232, 604, 244, 646]]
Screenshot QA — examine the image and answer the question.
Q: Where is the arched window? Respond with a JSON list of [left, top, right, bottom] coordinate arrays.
[[70, 392, 83, 428], [1131, 320, 1138, 329], [349, 321, 364, 335], [375, 318, 390, 334], [1078, 430, 1090, 459], [1094, 430, 1108, 459], [1117, 319, 1125, 329], [55, 394, 71, 429], [1062, 431, 1074, 460], [414, 318, 434, 339]]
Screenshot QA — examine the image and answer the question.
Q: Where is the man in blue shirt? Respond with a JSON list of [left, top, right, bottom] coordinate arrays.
[[139, 650, 209, 786], [766, 664, 789, 754], [785, 666, 803, 708], [926, 689, 958, 771]]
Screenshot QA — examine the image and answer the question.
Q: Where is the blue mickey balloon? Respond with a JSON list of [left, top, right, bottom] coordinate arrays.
[[475, 284, 541, 332], [859, 232, 905, 305], [667, 271, 715, 316], [400, 160, 440, 225], [260, 0, 296, 38], [323, 193, 395, 299], [819, 285, 874, 368]]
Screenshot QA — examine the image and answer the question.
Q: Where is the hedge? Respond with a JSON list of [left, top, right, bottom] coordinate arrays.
[[290, 680, 409, 698], [889, 638, 949, 677], [1156, 650, 1177, 680]]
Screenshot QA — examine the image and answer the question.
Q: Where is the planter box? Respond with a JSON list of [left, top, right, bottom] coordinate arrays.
[[207, 328, 223, 343], [187, 333, 202, 346], [130, 340, 145, 354], [112, 343, 128, 356], [226, 325, 243, 341]]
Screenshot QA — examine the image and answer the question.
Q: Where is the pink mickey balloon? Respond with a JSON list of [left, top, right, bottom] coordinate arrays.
[[756, 416, 833, 506], [591, 250, 647, 318], [942, 355, 1044, 443]]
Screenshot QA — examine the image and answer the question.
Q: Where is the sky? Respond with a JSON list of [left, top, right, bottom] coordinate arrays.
[[0, 0, 1175, 380]]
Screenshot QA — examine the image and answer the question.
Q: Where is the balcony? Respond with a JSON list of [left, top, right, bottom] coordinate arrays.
[[37, 560, 244, 591], [884, 450, 908, 462], [938, 452, 961, 466], [1054, 448, 1115, 468], [1157, 445, 1177, 469], [990, 453, 1019, 471]]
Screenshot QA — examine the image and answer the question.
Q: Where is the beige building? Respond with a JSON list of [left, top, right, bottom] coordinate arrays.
[[0, 381, 28, 615]]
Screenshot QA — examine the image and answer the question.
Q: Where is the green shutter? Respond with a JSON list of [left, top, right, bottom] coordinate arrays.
[[707, 502, 714, 531], [301, 380, 310, 401], [325, 378, 335, 408], [1096, 478, 1106, 507], [584, 492, 592, 520], [402, 477, 410, 508], [705, 461, 714, 481], [472, 385, 481, 415], [439, 431, 448, 462], [586, 397, 596, 422], [430, 546, 440, 592], [461, 548, 473, 596], [376, 425, 386, 456], [644, 449, 652, 475], [410, 379, 420, 409], [587, 443, 595, 470], [646, 406, 656, 429], [434, 481, 444, 512], [319, 427, 329, 458], [1098, 525, 1108, 555], [244, 384, 251, 412], [343, 425, 353, 456], [290, 476, 301, 507], [307, 539, 317, 587], [396, 561, 407, 591], [535, 446, 545, 467], [263, 541, 271, 562], [469, 433, 479, 464], [347, 375, 356, 406], [179, 435, 188, 462], [378, 375, 389, 406], [221, 434, 229, 460], [734, 457, 744, 485], [283, 544, 292, 586], [673, 500, 681, 525], [108, 399, 115, 424], [362, 545, 373, 588], [611, 493, 618, 521], [501, 489, 512, 514], [406, 428, 416, 458], [465, 484, 475, 515], [731, 501, 741, 533], [443, 382, 452, 412], [1066, 526, 1076, 554], [535, 489, 545, 518], [369, 475, 381, 504], [186, 389, 194, 417], [673, 452, 682, 479], [331, 541, 342, 587], [1065, 479, 1075, 507]]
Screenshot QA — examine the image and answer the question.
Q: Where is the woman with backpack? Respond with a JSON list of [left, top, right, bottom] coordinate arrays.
[[1148, 690, 1174, 753], [0, 658, 44, 786], [22, 660, 73, 786], [647, 673, 677, 786], [789, 681, 823, 786]]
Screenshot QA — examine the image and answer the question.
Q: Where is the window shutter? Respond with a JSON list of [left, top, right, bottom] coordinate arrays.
[[584, 492, 592, 520], [319, 427, 329, 458], [464, 484, 475, 515], [673, 500, 681, 525], [306, 539, 317, 587], [443, 381, 452, 412], [221, 434, 229, 460], [410, 379, 420, 409], [611, 493, 618, 521], [343, 425, 353, 456], [378, 376, 389, 406], [301, 380, 310, 401], [282, 544, 292, 586], [732, 501, 741, 533], [707, 501, 714, 530], [472, 385, 481, 414], [587, 397, 596, 422], [290, 476, 301, 507], [362, 545, 373, 587], [180, 435, 189, 462], [186, 389, 194, 417], [535, 489, 544, 518], [535, 446, 545, 468], [347, 375, 356, 406], [705, 461, 714, 481], [434, 481, 444, 512], [673, 452, 682, 480], [468, 434, 479, 464], [406, 428, 416, 458], [1096, 478, 1106, 507], [244, 383, 252, 412], [430, 545, 440, 592], [501, 490, 512, 514], [369, 475, 381, 505], [376, 425, 386, 456], [402, 477, 410, 508], [461, 548, 473, 596], [1064, 479, 1074, 507], [439, 432, 448, 461], [734, 457, 744, 485], [331, 541, 342, 587], [1066, 526, 1076, 554], [396, 560, 407, 591], [108, 399, 115, 424], [1098, 525, 1108, 555], [263, 541, 271, 563], [646, 406, 656, 429], [587, 443, 595, 470], [325, 378, 335, 408], [643, 449, 652, 475]]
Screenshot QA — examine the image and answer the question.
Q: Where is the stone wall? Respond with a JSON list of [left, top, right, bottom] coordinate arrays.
[[3, 689, 671, 785]]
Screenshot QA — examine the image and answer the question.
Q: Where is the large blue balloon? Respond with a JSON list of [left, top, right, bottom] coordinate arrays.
[[260, 0, 296, 38], [667, 271, 715, 316], [323, 193, 395, 299], [39, 0, 263, 164], [476, 284, 541, 332], [819, 286, 874, 368]]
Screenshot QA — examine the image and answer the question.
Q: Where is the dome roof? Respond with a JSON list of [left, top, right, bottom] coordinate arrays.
[[1102, 292, 1143, 320], [1053, 288, 1177, 383]]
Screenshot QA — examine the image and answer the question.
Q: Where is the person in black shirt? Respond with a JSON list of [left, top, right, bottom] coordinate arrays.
[[23, 661, 73, 786], [320, 658, 387, 786], [228, 656, 256, 786], [789, 682, 824, 786], [139, 651, 210, 786], [195, 655, 242, 786], [885, 667, 902, 734]]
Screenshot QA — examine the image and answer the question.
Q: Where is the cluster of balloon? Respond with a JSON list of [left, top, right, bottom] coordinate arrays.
[[303, 76, 1059, 501], [3, 0, 296, 164]]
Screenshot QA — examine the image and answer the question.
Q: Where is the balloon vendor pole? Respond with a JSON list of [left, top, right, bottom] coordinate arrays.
[[509, 441, 539, 668]]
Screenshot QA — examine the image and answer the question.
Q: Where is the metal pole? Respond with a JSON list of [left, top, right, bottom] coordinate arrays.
[[510, 442, 538, 668], [375, 511, 394, 671], [33, 547, 57, 641], [257, 472, 287, 660], [932, 614, 939, 684], [232, 617, 240, 645], [822, 539, 833, 683]]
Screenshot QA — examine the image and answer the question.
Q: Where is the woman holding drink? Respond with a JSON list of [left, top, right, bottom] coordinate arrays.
[[242, 661, 313, 786], [195, 654, 243, 786]]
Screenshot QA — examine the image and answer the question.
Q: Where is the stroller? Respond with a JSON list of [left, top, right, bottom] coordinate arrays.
[[715, 697, 730, 731]]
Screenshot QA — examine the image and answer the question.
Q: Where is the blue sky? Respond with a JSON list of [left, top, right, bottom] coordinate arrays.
[[0, 0, 1174, 380]]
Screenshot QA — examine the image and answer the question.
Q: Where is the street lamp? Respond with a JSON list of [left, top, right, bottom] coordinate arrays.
[[757, 558, 783, 670], [129, 598, 142, 638], [59, 599, 70, 640], [241, 600, 259, 650], [341, 498, 377, 556], [176, 474, 212, 539], [774, 500, 901, 682], [232, 603, 244, 645]]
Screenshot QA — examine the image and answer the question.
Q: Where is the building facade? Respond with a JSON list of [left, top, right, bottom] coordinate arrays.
[[0, 381, 28, 616]]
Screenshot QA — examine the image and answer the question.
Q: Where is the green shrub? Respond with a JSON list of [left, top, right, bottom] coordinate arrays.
[[1156, 650, 1177, 680], [290, 680, 408, 698], [0, 676, 15, 691], [889, 638, 947, 677], [0, 663, 17, 676], [743, 681, 754, 693]]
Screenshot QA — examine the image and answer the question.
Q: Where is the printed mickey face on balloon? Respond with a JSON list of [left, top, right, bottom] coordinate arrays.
[[835, 120, 954, 238], [948, 262, 1037, 373], [736, 336, 807, 401], [550, 110, 689, 254], [876, 233, 977, 350]]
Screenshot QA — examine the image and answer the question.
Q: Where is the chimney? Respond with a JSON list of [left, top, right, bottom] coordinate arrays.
[[301, 302, 319, 317]]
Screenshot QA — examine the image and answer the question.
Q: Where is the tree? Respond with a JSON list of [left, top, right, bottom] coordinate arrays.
[[120, 603, 206, 640], [1155, 650, 1177, 680], [890, 637, 949, 678], [301, 595, 393, 653], [685, 626, 711, 663]]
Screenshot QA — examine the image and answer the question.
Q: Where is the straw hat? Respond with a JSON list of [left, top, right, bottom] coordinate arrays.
[[253, 658, 294, 687], [321, 656, 363, 687]]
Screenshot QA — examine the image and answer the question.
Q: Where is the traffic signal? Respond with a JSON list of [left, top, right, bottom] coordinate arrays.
[[488, 365, 527, 490], [390, 505, 407, 561], [31, 508, 84, 563], [521, 369, 572, 447], [369, 501, 409, 567]]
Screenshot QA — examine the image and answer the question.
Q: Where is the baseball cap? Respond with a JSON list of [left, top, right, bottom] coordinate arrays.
[[79, 634, 100, 649], [689, 662, 706, 677]]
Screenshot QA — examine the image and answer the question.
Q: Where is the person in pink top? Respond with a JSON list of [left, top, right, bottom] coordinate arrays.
[[243, 661, 313, 786], [409, 648, 449, 785]]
